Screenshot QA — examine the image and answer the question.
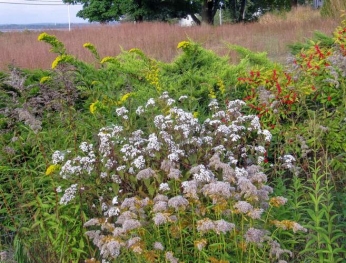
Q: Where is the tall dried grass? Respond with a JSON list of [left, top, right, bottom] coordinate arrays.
[[0, 6, 340, 71]]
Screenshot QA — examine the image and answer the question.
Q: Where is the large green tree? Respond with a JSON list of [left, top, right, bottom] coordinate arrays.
[[64, 0, 202, 23], [64, 0, 298, 25]]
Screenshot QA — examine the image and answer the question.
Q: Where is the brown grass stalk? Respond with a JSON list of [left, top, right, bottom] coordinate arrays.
[[0, 6, 340, 71]]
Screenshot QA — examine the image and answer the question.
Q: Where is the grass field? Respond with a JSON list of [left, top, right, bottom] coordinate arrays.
[[0, 6, 340, 71]]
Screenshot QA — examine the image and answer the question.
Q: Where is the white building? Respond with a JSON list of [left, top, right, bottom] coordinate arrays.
[[179, 15, 195, 27], [313, 0, 323, 8]]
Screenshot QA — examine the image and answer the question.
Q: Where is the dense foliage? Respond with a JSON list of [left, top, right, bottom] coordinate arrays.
[[0, 14, 346, 263], [63, 0, 305, 24]]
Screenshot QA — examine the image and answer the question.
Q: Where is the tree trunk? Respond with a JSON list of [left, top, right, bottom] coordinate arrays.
[[201, 0, 214, 25], [190, 13, 201, 25], [229, 0, 238, 22], [238, 0, 246, 22], [134, 0, 143, 22], [291, 0, 298, 8]]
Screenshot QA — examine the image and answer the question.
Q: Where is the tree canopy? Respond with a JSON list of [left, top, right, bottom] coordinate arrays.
[[63, 0, 311, 25]]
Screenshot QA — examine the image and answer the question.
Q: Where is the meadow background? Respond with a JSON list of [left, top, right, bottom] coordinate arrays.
[[0, 5, 346, 263]]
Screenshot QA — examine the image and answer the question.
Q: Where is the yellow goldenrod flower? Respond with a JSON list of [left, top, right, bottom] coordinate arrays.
[[100, 56, 118, 64], [83, 42, 94, 49], [51, 55, 74, 69], [129, 48, 142, 54], [45, 164, 59, 175], [38, 32, 66, 55], [51, 56, 63, 69], [217, 78, 226, 95], [89, 101, 99, 114], [177, 40, 190, 49], [118, 92, 134, 105], [39, 76, 51, 84], [83, 42, 99, 59], [37, 32, 49, 41]]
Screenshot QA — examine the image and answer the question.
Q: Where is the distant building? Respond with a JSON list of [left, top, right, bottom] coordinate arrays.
[[313, 0, 323, 8], [179, 15, 195, 27]]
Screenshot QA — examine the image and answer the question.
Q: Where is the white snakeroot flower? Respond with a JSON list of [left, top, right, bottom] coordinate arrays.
[[105, 159, 116, 169], [122, 219, 141, 231], [208, 99, 219, 110], [106, 207, 120, 217], [79, 142, 93, 153], [280, 154, 296, 169], [101, 202, 108, 211], [230, 133, 241, 142], [270, 240, 293, 259], [214, 219, 235, 235], [249, 116, 261, 131], [136, 106, 144, 115], [235, 167, 248, 179], [202, 181, 232, 200], [248, 208, 264, 219], [153, 241, 164, 251], [166, 98, 175, 106], [234, 201, 253, 214], [159, 183, 170, 192], [153, 201, 168, 212], [229, 156, 238, 165], [127, 236, 141, 248], [190, 164, 214, 183], [100, 172, 107, 178], [59, 184, 78, 205], [112, 196, 118, 205], [227, 99, 246, 110], [181, 180, 199, 199], [245, 228, 267, 243], [153, 212, 170, 226], [136, 168, 155, 180], [60, 160, 82, 179], [167, 195, 189, 211], [178, 95, 188, 101], [146, 133, 161, 151], [145, 98, 155, 108], [261, 129, 272, 142], [52, 150, 65, 164], [216, 125, 231, 135], [195, 239, 207, 251], [111, 174, 122, 183], [196, 218, 215, 234], [165, 251, 179, 263], [202, 136, 213, 145], [132, 156, 146, 170], [116, 106, 129, 117], [116, 165, 126, 172], [255, 146, 266, 154], [257, 156, 265, 164], [168, 152, 180, 162], [84, 218, 100, 227], [212, 145, 226, 153], [167, 168, 181, 180]]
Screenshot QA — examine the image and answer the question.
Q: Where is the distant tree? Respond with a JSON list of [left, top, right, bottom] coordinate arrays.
[[64, 0, 203, 23], [64, 0, 297, 25], [225, 0, 293, 23]]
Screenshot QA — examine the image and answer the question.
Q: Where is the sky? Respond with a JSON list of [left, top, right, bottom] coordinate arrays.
[[0, 0, 87, 24]]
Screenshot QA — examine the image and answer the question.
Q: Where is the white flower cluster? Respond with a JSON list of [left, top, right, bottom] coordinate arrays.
[[52, 92, 302, 262]]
